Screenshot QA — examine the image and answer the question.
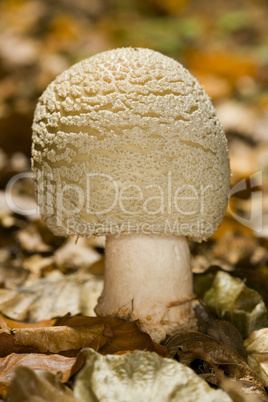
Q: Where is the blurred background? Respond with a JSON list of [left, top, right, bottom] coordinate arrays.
[[0, 0, 268, 279]]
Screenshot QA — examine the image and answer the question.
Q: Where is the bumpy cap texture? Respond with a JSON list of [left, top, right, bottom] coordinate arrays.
[[32, 47, 230, 241]]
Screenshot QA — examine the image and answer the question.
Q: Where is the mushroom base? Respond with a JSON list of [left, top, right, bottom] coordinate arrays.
[[95, 233, 196, 342]]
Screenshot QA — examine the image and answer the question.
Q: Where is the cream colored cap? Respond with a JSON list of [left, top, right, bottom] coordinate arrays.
[[32, 47, 230, 241]]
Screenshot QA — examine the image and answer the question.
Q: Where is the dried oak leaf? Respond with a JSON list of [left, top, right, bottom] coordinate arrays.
[[0, 315, 57, 357], [203, 271, 268, 338], [164, 331, 268, 401], [0, 313, 167, 357], [194, 303, 247, 360], [0, 353, 80, 399], [7, 366, 76, 402], [54, 315, 168, 357], [0, 330, 38, 357], [12, 324, 110, 354]]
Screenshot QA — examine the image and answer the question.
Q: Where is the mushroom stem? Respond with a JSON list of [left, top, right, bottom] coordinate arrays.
[[95, 234, 195, 342]]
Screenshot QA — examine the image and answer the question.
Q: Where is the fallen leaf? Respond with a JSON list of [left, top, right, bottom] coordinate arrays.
[[165, 331, 268, 401], [0, 313, 168, 358], [73, 348, 232, 402], [54, 237, 101, 271], [0, 314, 56, 329], [0, 314, 57, 357], [12, 325, 109, 354], [245, 328, 268, 387], [22, 255, 55, 286], [203, 271, 268, 337], [54, 315, 169, 357], [7, 366, 76, 402], [0, 271, 103, 321], [0, 330, 39, 358], [195, 348, 266, 402], [194, 303, 247, 360], [16, 225, 52, 253], [0, 353, 79, 394]]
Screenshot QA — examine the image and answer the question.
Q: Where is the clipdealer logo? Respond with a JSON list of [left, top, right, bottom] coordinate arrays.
[[5, 170, 264, 234], [228, 171, 262, 232]]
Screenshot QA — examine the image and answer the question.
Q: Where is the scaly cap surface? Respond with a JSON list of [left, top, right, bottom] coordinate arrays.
[[32, 47, 230, 241]]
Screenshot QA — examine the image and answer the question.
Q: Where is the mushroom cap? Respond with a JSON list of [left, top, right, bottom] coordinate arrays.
[[32, 47, 230, 241]]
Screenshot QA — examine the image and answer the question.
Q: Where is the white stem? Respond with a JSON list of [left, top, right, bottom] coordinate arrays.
[[95, 233, 195, 342]]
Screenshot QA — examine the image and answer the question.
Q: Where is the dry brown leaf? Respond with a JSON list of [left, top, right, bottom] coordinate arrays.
[[194, 304, 247, 360], [0, 314, 56, 329], [0, 313, 168, 358], [165, 331, 268, 400], [7, 366, 76, 402], [0, 352, 77, 385], [0, 330, 39, 357], [55, 315, 169, 357], [0, 353, 81, 398], [12, 325, 109, 354]]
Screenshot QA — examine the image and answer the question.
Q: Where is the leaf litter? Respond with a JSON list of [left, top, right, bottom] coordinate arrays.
[[1, 0, 268, 400]]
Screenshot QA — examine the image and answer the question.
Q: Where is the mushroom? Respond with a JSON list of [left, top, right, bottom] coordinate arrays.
[[32, 48, 230, 342]]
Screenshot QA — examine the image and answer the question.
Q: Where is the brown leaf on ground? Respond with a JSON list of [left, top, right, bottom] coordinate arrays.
[[12, 325, 109, 354], [194, 303, 247, 360], [55, 315, 169, 357], [0, 314, 56, 329], [0, 330, 39, 357], [198, 349, 266, 402], [0, 313, 168, 358], [0, 353, 80, 399], [7, 366, 76, 402], [165, 331, 268, 401]]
